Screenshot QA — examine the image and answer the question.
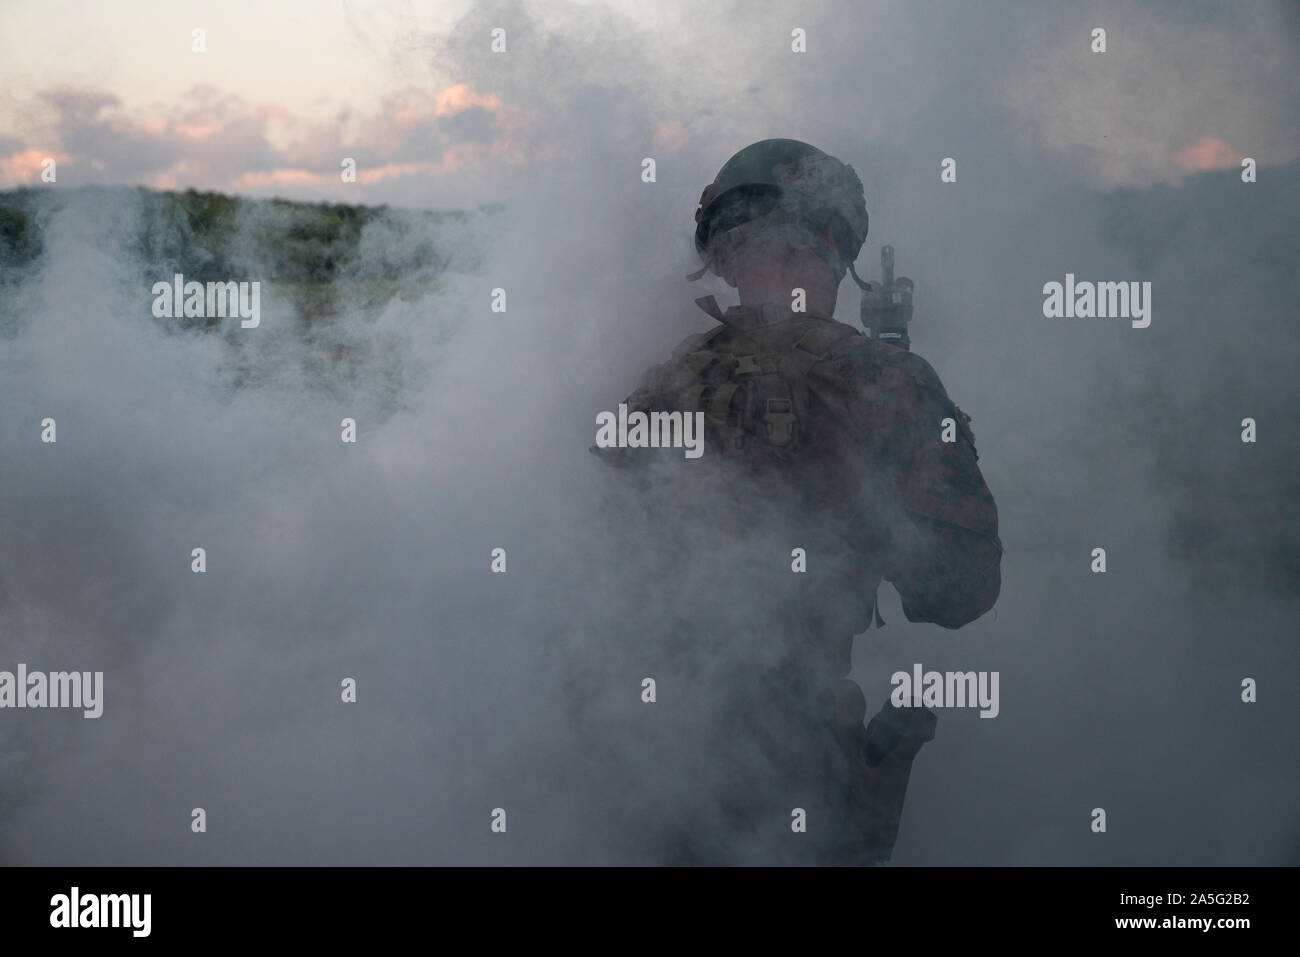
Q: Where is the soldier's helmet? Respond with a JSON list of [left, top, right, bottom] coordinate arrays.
[[693, 138, 869, 283]]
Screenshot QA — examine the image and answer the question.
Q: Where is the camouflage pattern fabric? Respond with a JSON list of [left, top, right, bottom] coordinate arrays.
[[590, 299, 1002, 863]]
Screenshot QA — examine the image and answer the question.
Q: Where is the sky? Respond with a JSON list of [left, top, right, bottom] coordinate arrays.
[[0, 0, 1296, 865], [2, 0, 1297, 206]]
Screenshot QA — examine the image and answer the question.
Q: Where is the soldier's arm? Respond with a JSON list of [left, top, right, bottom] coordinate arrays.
[[882, 354, 1002, 629]]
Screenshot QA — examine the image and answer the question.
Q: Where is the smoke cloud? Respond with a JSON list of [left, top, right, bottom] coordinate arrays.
[[0, 0, 1295, 864]]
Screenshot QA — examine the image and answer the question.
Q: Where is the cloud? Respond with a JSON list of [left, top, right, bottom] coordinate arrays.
[[0, 148, 59, 185], [1005, 2, 1300, 187], [229, 168, 330, 190], [654, 121, 687, 152], [2, 79, 544, 197], [38, 89, 122, 121], [1172, 135, 1244, 172], [434, 82, 504, 118]]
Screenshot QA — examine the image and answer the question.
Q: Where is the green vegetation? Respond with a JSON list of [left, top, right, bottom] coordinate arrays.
[[0, 185, 489, 319]]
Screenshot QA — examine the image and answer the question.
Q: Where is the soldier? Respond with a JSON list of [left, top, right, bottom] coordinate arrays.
[[589, 139, 1001, 865]]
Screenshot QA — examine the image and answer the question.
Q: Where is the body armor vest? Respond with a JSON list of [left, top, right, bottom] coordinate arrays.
[[671, 296, 861, 466]]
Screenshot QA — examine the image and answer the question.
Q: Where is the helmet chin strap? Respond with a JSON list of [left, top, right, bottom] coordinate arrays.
[[847, 260, 873, 291], [685, 254, 712, 281]]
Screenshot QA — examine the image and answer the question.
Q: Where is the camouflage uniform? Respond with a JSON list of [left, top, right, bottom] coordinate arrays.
[[593, 294, 1001, 864], [587, 138, 1000, 864]]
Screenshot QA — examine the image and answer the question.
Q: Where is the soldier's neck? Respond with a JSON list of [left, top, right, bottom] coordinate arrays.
[[735, 290, 839, 322], [735, 267, 839, 320]]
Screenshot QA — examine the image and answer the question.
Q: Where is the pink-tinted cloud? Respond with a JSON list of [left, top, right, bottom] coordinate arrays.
[[0, 148, 61, 186], [435, 83, 503, 118], [357, 161, 444, 184], [654, 121, 687, 152], [3, 80, 555, 196], [231, 168, 329, 190], [1172, 135, 1245, 172]]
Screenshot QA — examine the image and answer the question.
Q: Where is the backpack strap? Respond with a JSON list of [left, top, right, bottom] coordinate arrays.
[[708, 382, 742, 424]]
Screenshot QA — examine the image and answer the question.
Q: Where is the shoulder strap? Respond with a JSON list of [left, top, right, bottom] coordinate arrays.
[[694, 295, 726, 322]]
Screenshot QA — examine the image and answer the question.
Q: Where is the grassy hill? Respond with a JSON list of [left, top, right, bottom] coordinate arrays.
[[0, 185, 499, 325]]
